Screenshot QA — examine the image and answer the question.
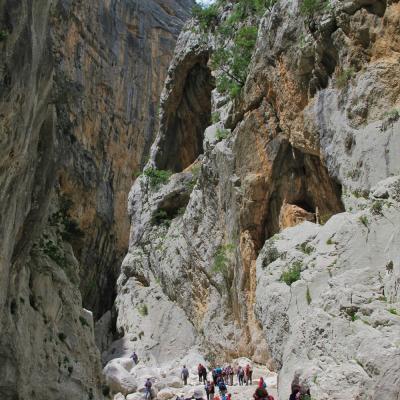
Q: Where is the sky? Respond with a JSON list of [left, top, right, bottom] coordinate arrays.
[[197, 0, 215, 5]]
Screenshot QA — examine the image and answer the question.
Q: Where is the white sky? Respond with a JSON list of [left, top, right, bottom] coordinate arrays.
[[197, 0, 215, 5]]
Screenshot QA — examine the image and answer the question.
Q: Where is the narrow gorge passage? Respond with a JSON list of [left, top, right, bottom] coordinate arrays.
[[2, 0, 400, 400]]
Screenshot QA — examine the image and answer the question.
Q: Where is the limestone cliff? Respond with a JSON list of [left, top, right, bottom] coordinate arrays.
[[0, 0, 192, 398], [110, 1, 400, 399]]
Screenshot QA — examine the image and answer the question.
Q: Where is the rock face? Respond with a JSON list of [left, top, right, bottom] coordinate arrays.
[[0, 0, 192, 398], [112, 0, 400, 399], [256, 178, 400, 399]]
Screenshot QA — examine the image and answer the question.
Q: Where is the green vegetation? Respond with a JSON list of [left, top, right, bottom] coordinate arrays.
[[326, 238, 335, 245], [41, 238, 68, 269], [299, 242, 314, 255], [262, 241, 280, 269], [0, 30, 8, 41], [388, 308, 398, 316], [138, 304, 148, 317], [280, 260, 302, 286], [359, 215, 369, 228], [336, 67, 356, 89], [300, 0, 329, 16], [346, 308, 359, 322], [319, 212, 333, 225], [193, 0, 277, 99], [138, 331, 144, 339], [79, 316, 90, 328], [192, 2, 219, 32], [215, 128, 230, 142], [49, 195, 84, 242], [371, 200, 384, 215], [212, 244, 235, 275], [151, 209, 172, 227], [143, 168, 172, 188], [306, 286, 312, 305], [383, 109, 400, 121], [211, 111, 221, 124], [353, 189, 369, 199]]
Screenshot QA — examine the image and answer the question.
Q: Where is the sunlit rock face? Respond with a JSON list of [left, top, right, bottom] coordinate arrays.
[[112, 1, 400, 399]]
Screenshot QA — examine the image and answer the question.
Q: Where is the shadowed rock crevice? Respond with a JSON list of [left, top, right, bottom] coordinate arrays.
[[155, 56, 214, 172], [265, 141, 344, 241], [240, 139, 344, 252]]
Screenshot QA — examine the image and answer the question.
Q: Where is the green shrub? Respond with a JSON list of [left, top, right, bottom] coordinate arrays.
[[194, 1, 275, 100], [143, 168, 172, 188], [326, 238, 334, 245], [300, 0, 328, 16], [211, 111, 221, 124], [192, 3, 219, 32], [262, 242, 280, 269], [0, 30, 8, 41], [359, 215, 369, 228], [41, 239, 68, 268], [281, 261, 302, 286], [388, 308, 398, 316], [306, 286, 312, 305], [336, 67, 356, 89], [215, 128, 230, 142], [151, 209, 171, 226], [371, 200, 384, 215], [79, 316, 90, 328], [381, 109, 400, 131], [299, 242, 314, 255], [212, 244, 235, 276], [138, 304, 148, 316]]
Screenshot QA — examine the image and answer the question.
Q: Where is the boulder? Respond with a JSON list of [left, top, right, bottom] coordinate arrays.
[[104, 362, 138, 396], [157, 388, 175, 400]]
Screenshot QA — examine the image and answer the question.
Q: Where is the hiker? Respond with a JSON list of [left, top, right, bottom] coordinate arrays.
[[198, 364, 204, 383], [131, 351, 139, 365], [202, 365, 208, 382], [212, 369, 218, 384], [227, 394, 231, 400], [218, 379, 227, 396], [237, 366, 244, 386], [181, 365, 189, 385], [228, 366, 234, 386], [245, 364, 252, 385], [258, 377, 267, 389], [289, 385, 300, 400], [205, 380, 214, 400], [144, 378, 152, 400], [253, 387, 274, 400]]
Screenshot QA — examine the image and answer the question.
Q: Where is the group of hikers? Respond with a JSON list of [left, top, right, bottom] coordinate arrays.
[[137, 354, 311, 400], [179, 363, 275, 400]]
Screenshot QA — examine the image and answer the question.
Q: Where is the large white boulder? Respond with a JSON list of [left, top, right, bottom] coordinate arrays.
[[104, 361, 138, 396]]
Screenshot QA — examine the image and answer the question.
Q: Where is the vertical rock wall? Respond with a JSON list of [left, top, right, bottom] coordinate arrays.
[[0, 0, 193, 398]]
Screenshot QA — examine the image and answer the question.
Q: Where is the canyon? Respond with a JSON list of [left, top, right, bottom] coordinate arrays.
[[1, 0, 400, 399]]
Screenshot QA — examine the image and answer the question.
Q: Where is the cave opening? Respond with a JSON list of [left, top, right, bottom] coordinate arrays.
[[155, 55, 214, 172], [243, 140, 345, 253], [264, 142, 344, 242]]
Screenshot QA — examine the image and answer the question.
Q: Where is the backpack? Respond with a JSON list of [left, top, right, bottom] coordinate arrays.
[[219, 382, 226, 391]]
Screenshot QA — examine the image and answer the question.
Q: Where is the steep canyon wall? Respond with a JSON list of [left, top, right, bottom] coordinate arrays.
[[0, 0, 193, 398]]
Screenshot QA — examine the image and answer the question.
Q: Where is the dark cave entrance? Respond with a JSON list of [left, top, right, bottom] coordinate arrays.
[[242, 139, 345, 252], [155, 54, 214, 172], [264, 141, 344, 242]]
